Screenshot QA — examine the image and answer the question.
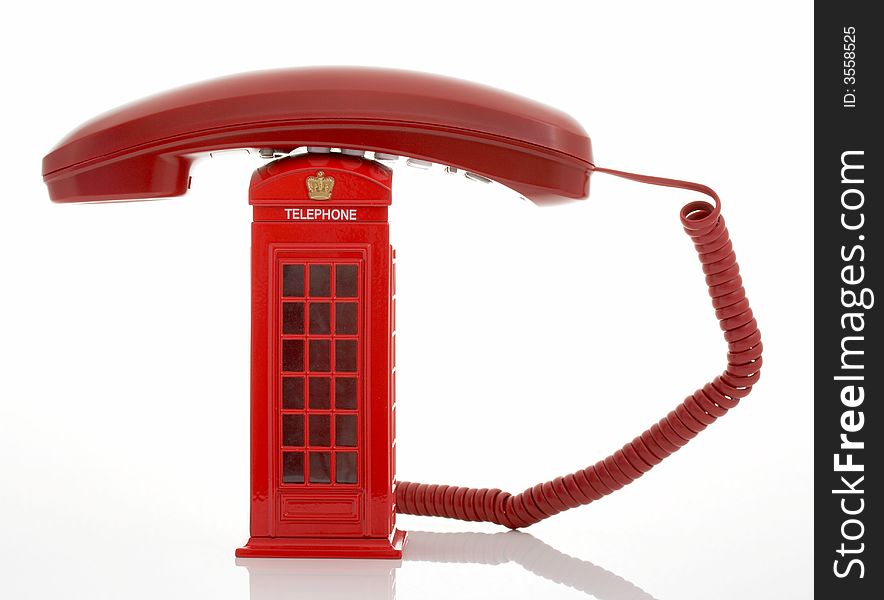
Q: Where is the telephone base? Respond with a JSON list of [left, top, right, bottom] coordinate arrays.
[[236, 529, 406, 559]]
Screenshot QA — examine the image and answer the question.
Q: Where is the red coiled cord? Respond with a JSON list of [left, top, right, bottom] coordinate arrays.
[[396, 166, 763, 529]]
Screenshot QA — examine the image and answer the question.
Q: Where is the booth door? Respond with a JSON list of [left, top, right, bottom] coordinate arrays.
[[273, 257, 366, 537]]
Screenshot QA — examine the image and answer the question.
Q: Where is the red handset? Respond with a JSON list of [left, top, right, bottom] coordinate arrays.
[[43, 67, 761, 558], [43, 67, 590, 205]]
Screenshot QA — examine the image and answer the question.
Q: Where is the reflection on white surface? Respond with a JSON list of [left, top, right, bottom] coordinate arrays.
[[236, 531, 658, 600], [236, 556, 399, 600]]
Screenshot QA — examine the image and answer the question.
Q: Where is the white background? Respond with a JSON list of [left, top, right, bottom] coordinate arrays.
[[0, 1, 812, 598]]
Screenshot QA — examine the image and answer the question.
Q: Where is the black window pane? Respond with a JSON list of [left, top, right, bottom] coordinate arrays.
[[309, 302, 331, 334], [282, 302, 305, 334], [283, 452, 304, 483], [309, 339, 331, 372], [282, 414, 304, 446], [336, 452, 357, 484], [282, 377, 304, 409], [335, 378, 357, 409], [282, 339, 304, 372], [309, 377, 330, 409], [336, 265, 358, 297], [335, 414, 357, 447], [283, 265, 305, 297], [335, 303, 357, 335], [335, 340, 357, 372], [309, 452, 331, 483], [309, 414, 331, 446], [310, 265, 331, 297]]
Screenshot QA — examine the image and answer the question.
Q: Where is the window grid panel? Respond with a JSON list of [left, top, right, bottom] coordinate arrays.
[[278, 261, 361, 488]]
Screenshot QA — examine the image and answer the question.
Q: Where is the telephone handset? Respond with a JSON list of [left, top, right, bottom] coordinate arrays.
[[43, 68, 761, 557], [43, 67, 590, 205]]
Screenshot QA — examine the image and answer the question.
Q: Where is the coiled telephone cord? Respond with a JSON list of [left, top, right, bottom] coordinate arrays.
[[396, 167, 763, 529]]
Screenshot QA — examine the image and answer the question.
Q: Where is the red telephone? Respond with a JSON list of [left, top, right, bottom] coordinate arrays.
[[43, 67, 762, 558]]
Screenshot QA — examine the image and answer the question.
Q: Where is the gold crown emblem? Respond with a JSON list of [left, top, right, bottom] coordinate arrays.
[[306, 171, 335, 200]]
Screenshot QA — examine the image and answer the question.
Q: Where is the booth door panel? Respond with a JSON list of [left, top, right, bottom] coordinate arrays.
[[274, 257, 366, 537]]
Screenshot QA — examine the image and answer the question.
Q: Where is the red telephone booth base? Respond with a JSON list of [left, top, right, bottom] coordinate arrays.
[[236, 529, 406, 559]]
